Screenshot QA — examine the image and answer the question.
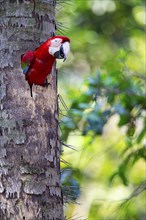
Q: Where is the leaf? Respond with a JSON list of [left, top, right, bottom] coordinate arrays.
[[114, 104, 127, 115], [131, 148, 146, 165], [78, 103, 89, 109], [71, 109, 83, 117], [137, 128, 146, 144], [86, 112, 103, 135], [127, 122, 136, 137], [118, 113, 131, 126], [61, 117, 76, 129], [118, 163, 129, 186], [88, 75, 100, 86], [109, 172, 119, 185]]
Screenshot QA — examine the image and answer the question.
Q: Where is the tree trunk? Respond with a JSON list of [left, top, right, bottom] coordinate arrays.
[[0, 0, 64, 219]]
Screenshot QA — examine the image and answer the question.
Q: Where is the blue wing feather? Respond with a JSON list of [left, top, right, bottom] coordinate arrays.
[[23, 66, 29, 75]]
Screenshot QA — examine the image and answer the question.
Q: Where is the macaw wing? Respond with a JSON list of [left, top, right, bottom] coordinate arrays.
[[21, 51, 35, 75]]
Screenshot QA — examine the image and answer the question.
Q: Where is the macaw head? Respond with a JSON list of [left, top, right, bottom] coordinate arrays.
[[49, 36, 70, 61]]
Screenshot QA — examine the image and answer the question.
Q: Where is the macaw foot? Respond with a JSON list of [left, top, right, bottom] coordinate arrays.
[[44, 79, 49, 87], [42, 79, 52, 88]]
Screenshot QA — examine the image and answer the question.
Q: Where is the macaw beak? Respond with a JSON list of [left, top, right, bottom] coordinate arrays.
[[54, 41, 70, 62]]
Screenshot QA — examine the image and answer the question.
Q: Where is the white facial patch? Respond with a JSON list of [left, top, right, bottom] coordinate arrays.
[[49, 38, 62, 56], [49, 46, 61, 56]]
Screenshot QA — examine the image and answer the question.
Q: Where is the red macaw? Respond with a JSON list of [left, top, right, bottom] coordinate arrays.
[[21, 36, 70, 97]]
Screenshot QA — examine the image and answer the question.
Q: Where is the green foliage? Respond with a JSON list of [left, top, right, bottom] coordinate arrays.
[[57, 0, 146, 219], [61, 53, 145, 184]]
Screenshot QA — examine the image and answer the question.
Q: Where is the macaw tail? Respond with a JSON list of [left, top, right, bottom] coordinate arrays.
[[29, 84, 33, 97]]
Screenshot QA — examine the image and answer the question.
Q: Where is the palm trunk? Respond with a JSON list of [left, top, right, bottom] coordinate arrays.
[[0, 0, 64, 219]]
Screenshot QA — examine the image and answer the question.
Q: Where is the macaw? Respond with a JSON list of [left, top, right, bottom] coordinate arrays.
[[21, 36, 70, 97]]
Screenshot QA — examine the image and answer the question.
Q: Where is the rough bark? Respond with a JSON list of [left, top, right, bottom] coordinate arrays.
[[0, 0, 64, 219]]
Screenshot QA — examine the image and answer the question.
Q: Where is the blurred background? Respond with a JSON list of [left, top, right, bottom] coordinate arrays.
[[56, 0, 145, 219]]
